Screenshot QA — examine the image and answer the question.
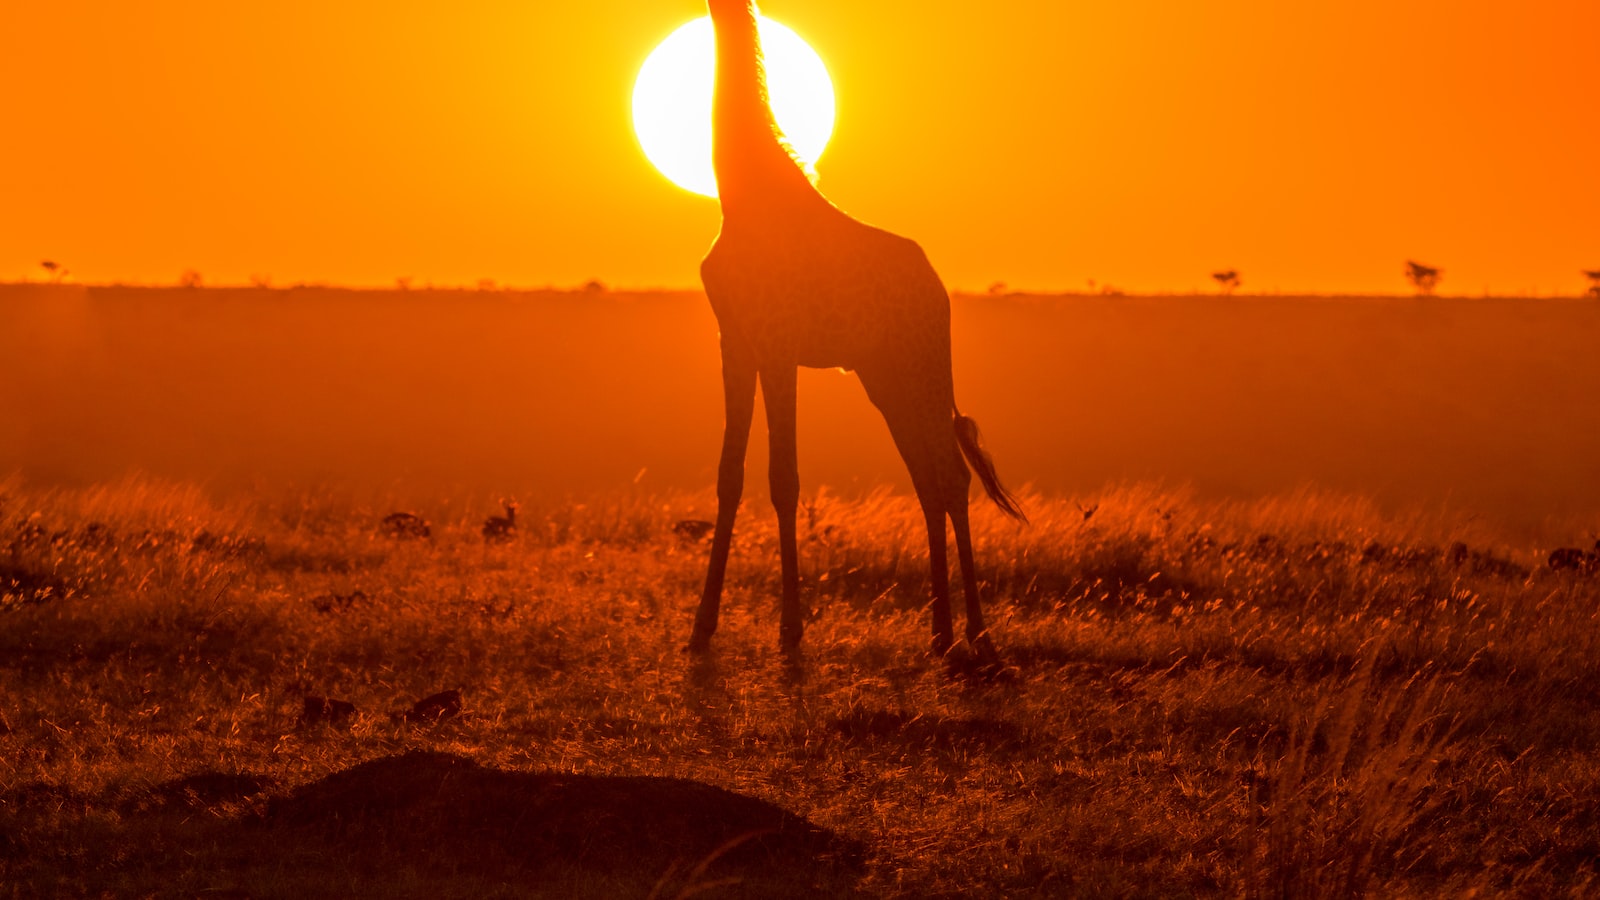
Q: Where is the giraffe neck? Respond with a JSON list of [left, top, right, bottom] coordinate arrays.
[[708, 0, 826, 221]]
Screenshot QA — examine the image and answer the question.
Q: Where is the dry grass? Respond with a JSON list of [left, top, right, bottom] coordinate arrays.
[[1, 475, 1597, 897]]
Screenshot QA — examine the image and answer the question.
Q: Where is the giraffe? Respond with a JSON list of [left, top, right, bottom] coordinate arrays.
[[688, 0, 1026, 659]]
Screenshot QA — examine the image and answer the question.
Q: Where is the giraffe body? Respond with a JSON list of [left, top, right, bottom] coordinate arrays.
[[690, 0, 1023, 658], [704, 216, 950, 373]]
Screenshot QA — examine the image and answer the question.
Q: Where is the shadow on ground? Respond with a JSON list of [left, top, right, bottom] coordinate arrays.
[[244, 751, 863, 898]]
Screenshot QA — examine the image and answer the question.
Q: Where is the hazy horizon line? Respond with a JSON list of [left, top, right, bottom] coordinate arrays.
[[3, 279, 1596, 302]]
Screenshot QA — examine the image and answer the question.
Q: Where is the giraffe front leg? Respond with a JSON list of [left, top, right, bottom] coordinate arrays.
[[690, 346, 758, 654], [761, 365, 804, 652]]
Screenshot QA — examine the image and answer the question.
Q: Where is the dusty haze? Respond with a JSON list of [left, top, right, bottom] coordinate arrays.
[[3, 284, 1597, 539]]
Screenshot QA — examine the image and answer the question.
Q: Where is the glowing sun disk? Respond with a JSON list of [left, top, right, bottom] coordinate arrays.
[[632, 16, 835, 198]]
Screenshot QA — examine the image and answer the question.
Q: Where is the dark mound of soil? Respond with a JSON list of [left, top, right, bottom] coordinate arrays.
[[254, 751, 862, 897], [142, 772, 277, 812]]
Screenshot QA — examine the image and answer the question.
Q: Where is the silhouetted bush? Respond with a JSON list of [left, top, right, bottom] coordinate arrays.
[[1212, 270, 1241, 295], [1404, 260, 1441, 296]]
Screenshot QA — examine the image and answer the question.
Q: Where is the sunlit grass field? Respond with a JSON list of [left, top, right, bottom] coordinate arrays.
[[2, 476, 1597, 897]]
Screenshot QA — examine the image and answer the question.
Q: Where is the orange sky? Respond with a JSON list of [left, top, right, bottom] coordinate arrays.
[[3, 0, 1596, 294]]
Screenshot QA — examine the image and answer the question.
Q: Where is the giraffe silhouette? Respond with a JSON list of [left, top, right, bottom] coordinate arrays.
[[689, 0, 1026, 660]]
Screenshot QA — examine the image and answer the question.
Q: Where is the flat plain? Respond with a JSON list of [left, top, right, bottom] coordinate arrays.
[[5, 285, 1599, 538]]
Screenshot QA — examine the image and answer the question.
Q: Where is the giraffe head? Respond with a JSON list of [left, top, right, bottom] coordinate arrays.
[[710, 0, 770, 61], [706, 0, 762, 64], [706, 0, 757, 16]]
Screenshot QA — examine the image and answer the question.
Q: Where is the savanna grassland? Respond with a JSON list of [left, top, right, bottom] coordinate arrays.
[[3, 476, 1598, 898]]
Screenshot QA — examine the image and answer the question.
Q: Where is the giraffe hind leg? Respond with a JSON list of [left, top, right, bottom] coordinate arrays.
[[859, 370, 961, 654], [949, 502, 1000, 662], [940, 417, 1002, 661], [922, 502, 954, 656]]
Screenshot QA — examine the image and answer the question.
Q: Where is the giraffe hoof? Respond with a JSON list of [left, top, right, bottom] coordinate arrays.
[[969, 632, 1002, 664], [967, 635, 1014, 680]]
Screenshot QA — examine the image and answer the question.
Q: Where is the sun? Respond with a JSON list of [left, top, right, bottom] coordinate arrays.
[[632, 16, 835, 198]]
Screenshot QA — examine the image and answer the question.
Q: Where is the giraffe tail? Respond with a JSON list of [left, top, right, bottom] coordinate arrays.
[[953, 412, 1027, 522]]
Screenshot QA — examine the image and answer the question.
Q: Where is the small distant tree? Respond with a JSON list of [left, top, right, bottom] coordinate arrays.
[[986, 281, 1008, 297], [249, 273, 272, 289], [1583, 269, 1600, 298], [179, 269, 203, 289], [1404, 260, 1441, 296], [583, 278, 607, 293], [1212, 270, 1241, 295], [40, 260, 67, 283], [477, 278, 497, 291], [395, 276, 413, 291]]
